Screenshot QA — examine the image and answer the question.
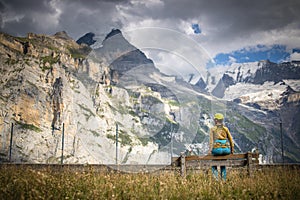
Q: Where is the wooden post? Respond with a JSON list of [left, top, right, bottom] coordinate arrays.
[[280, 121, 284, 163], [61, 123, 65, 165], [247, 152, 253, 177], [170, 123, 173, 160], [116, 123, 118, 165], [9, 123, 13, 162], [180, 152, 186, 178]]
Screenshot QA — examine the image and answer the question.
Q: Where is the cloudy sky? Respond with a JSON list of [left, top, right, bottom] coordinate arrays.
[[1, 0, 300, 79]]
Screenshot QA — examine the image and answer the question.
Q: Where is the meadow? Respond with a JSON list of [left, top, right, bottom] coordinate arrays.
[[0, 165, 299, 199]]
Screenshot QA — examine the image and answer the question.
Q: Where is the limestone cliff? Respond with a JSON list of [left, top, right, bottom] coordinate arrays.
[[0, 31, 169, 164]]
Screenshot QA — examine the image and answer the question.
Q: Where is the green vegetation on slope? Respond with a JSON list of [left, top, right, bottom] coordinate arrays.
[[15, 121, 42, 133], [106, 129, 133, 147]]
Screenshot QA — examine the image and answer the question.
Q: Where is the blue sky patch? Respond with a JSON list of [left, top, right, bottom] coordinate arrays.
[[213, 44, 291, 66], [192, 24, 201, 34], [293, 48, 300, 53]]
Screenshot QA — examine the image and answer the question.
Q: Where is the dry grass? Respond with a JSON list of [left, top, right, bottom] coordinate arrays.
[[0, 165, 299, 199]]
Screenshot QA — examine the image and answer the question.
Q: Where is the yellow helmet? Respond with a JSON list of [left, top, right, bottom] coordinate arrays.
[[214, 113, 224, 120]]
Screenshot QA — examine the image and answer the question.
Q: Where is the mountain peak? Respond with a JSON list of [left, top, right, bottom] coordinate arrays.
[[104, 28, 122, 41], [53, 31, 73, 40], [76, 32, 96, 46]]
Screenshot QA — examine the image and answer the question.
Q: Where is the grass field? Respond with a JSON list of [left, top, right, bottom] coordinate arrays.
[[0, 165, 299, 199]]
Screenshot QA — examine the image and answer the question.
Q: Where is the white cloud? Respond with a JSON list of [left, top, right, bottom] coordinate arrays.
[[129, 0, 164, 8], [147, 50, 199, 81], [122, 26, 213, 81], [180, 20, 194, 35], [1, 14, 24, 28], [228, 56, 237, 64]]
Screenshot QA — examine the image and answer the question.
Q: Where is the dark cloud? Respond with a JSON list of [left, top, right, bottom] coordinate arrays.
[[0, 0, 130, 38], [54, 0, 124, 38], [1, 0, 60, 36], [1, 0, 53, 12], [127, 0, 300, 41], [160, 0, 300, 27], [112, 0, 300, 56], [0, 0, 299, 55]]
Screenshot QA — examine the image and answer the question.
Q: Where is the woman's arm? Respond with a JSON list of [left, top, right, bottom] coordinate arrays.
[[209, 128, 213, 154], [226, 127, 234, 154]]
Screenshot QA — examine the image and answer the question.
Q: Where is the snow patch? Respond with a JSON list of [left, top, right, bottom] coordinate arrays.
[[223, 81, 287, 102]]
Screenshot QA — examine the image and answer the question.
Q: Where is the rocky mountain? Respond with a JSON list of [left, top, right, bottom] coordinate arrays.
[[0, 29, 299, 165], [207, 61, 300, 163], [209, 61, 300, 98], [76, 32, 96, 46]]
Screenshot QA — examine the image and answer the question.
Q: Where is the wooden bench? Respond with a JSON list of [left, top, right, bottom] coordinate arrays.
[[172, 152, 259, 177]]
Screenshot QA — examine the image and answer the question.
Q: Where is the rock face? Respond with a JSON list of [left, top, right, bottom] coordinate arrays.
[[0, 29, 299, 165], [211, 74, 235, 98], [210, 61, 300, 98]]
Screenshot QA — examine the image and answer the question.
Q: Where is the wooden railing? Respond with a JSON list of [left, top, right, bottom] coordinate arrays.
[[172, 152, 259, 177]]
